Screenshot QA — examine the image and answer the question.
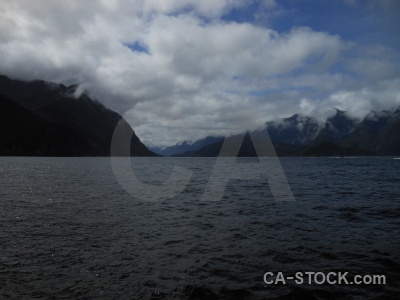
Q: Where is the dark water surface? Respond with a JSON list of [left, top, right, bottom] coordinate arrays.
[[0, 157, 399, 299]]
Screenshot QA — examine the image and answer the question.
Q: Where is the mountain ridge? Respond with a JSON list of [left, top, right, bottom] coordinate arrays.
[[173, 108, 399, 157], [2, 74, 398, 157], [149, 136, 224, 156]]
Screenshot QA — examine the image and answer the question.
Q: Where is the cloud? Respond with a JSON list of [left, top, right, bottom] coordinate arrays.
[[0, 0, 399, 146]]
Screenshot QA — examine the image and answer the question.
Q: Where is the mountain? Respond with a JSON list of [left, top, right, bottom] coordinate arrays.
[[0, 94, 92, 156], [314, 109, 358, 144], [265, 108, 399, 155], [4, 73, 397, 157], [265, 109, 358, 146], [266, 114, 322, 145], [149, 136, 223, 156], [342, 109, 400, 155], [175, 133, 306, 157], [0, 75, 156, 156], [178, 107, 399, 157]]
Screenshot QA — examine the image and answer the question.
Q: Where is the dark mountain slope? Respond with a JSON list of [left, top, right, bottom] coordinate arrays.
[[265, 109, 358, 146], [0, 94, 91, 156], [0, 75, 155, 156], [341, 110, 400, 155], [266, 114, 321, 145], [314, 109, 357, 144], [300, 141, 376, 157]]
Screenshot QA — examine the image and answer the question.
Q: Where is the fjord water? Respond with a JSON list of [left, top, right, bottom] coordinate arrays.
[[0, 157, 399, 299]]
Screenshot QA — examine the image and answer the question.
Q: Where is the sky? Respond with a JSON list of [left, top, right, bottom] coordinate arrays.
[[1, 0, 399, 146]]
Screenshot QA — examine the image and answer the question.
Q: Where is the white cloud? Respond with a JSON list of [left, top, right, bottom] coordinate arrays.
[[0, 0, 399, 146]]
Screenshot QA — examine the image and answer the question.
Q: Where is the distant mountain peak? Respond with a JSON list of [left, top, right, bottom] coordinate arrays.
[[334, 107, 346, 114], [285, 113, 299, 120], [176, 140, 191, 146]]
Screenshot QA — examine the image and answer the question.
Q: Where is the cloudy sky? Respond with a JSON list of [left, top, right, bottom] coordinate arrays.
[[1, 0, 399, 146]]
